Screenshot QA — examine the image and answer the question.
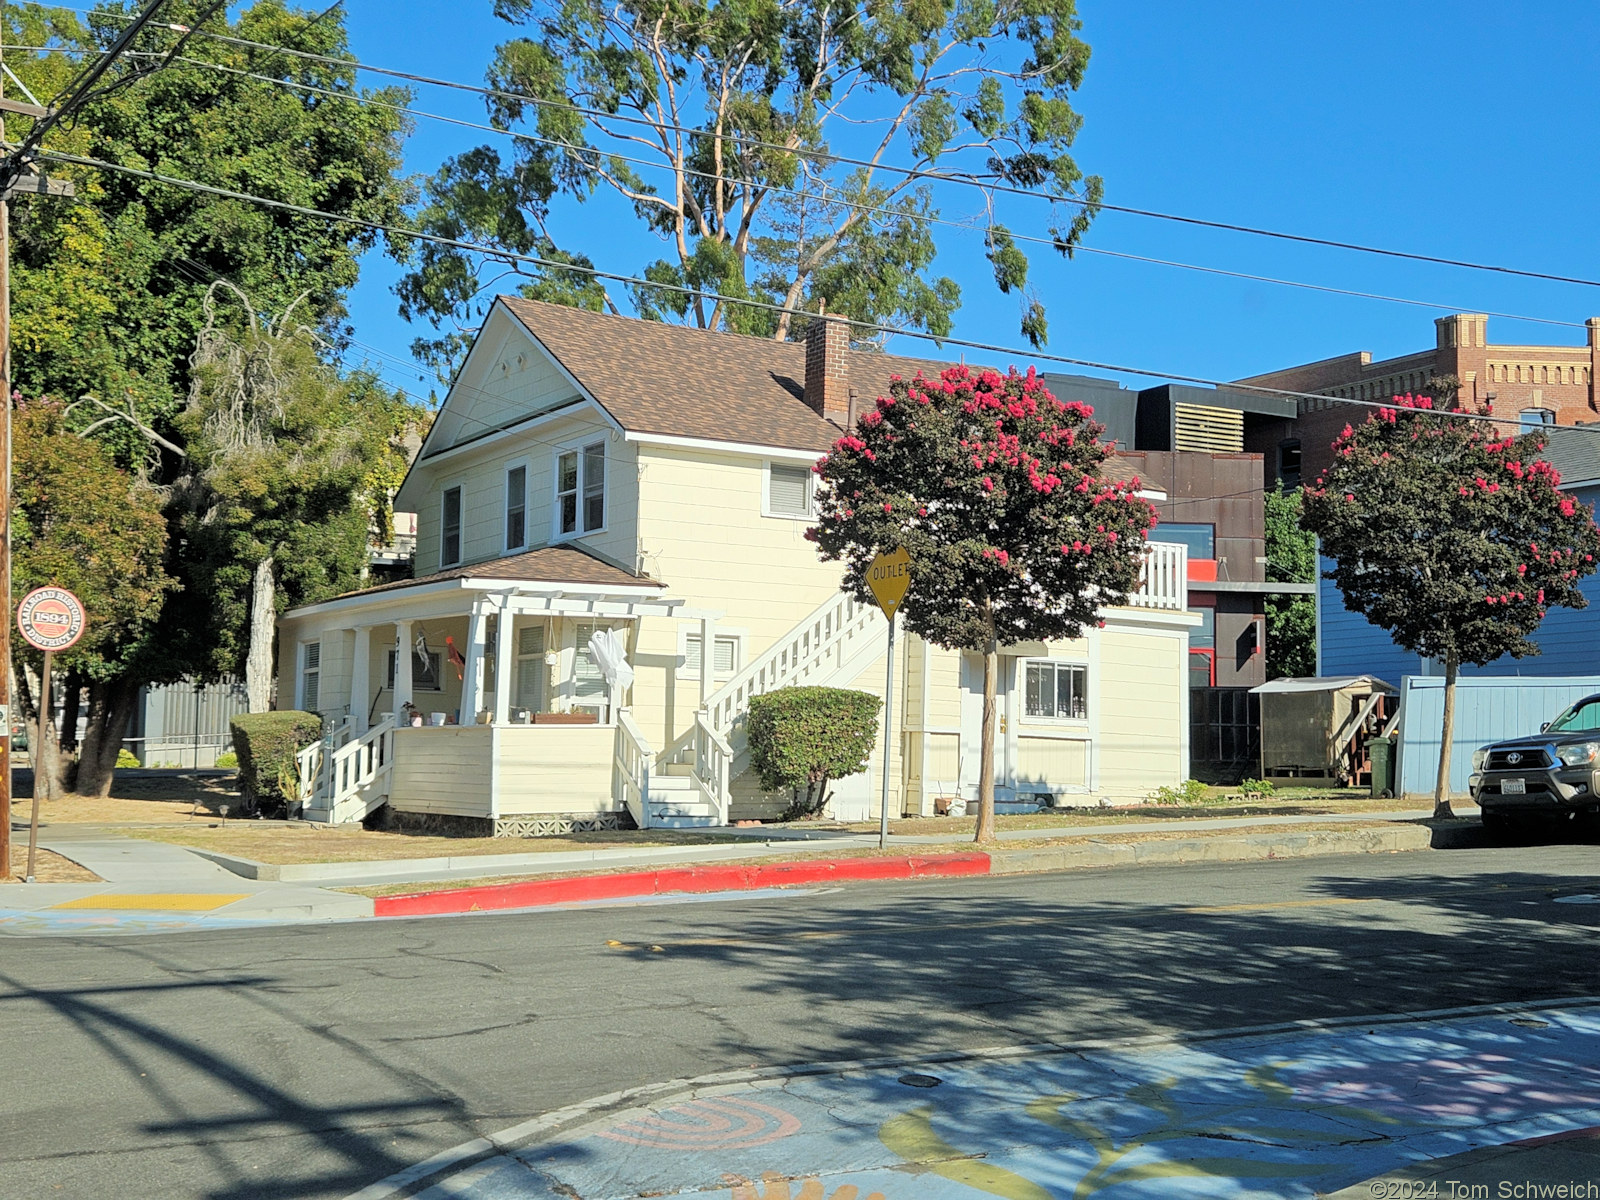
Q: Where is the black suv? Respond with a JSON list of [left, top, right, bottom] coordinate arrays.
[[1469, 692, 1600, 835]]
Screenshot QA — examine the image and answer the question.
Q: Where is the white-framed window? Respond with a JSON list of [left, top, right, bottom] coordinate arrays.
[[504, 461, 529, 552], [571, 621, 607, 707], [387, 647, 441, 692], [763, 462, 815, 519], [679, 629, 743, 679], [555, 440, 606, 538], [1519, 407, 1556, 432], [441, 485, 463, 567], [515, 624, 546, 712], [299, 641, 321, 712], [1022, 660, 1088, 722]]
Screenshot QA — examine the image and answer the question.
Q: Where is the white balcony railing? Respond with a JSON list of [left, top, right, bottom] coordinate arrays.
[[1127, 542, 1187, 611]]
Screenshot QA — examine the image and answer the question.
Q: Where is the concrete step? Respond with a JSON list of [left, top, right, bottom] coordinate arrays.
[[647, 812, 724, 829]]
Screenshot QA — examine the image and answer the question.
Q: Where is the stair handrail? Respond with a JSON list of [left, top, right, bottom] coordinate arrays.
[[692, 710, 734, 825], [701, 588, 879, 735], [614, 709, 655, 830], [321, 714, 396, 824]]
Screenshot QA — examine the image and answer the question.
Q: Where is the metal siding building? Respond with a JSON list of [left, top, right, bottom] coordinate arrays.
[[1396, 675, 1600, 796]]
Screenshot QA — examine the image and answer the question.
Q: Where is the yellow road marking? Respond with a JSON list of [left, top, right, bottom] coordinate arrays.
[[52, 893, 249, 912]]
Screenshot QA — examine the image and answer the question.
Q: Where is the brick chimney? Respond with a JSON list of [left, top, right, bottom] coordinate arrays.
[[804, 308, 851, 425]]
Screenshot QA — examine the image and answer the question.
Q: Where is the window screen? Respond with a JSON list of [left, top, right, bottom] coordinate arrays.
[[387, 648, 441, 691], [572, 622, 606, 698], [684, 634, 738, 674], [768, 465, 811, 516], [515, 625, 545, 711], [301, 642, 321, 712]]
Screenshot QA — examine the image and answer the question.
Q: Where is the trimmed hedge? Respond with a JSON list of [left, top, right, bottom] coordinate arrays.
[[747, 686, 880, 820], [230, 711, 323, 815]]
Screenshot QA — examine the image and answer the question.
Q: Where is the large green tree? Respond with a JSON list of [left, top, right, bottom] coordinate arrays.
[[175, 284, 420, 714], [810, 361, 1156, 842], [397, 0, 1102, 376], [11, 401, 172, 799], [5, 0, 412, 793], [1302, 396, 1600, 818], [1263, 483, 1316, 679]]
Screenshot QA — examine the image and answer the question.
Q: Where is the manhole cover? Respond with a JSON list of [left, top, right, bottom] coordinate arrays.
[[897, 1073, 942, 1088]]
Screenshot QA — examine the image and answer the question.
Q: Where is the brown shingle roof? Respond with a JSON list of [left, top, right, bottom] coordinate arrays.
[[500, 298, 954, 452], [343, 545, 663, 599]]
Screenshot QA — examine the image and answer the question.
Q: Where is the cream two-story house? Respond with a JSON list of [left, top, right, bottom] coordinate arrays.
[[276, 299, 1199, 833]]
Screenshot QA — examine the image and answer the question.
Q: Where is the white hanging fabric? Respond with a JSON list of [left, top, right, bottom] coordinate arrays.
[[586, 628, 635, 692]]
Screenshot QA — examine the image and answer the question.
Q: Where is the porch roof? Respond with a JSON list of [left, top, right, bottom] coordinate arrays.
[[357, 545, 662, 598], [283, 545, 677, 623]]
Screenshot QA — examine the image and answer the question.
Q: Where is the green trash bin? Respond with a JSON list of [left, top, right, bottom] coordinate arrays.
[[1369, 733, 1397, 799]]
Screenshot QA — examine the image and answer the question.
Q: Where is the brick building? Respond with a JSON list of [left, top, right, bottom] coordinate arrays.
[[1237, 313, 1600, 489]]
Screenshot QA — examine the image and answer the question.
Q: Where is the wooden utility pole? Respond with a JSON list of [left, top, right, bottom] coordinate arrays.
[[1, 22, 14, 880]]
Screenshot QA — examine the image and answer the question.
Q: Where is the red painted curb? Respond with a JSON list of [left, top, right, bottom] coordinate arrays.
[[373, 852, 993, 918]]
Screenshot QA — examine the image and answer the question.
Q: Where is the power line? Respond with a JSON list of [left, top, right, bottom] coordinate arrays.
[[32, 142, 1599, 439], [19, 40, 1584, 337], [54, 9, 1600, 293]]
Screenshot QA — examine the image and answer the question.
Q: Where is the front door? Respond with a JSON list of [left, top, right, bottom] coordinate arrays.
[[958, 653, 1013, 803]]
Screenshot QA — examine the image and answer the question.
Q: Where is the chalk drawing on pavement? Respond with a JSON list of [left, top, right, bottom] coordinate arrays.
[[730, 1176, 886, 1200], [595, 1095, 802, 1150]]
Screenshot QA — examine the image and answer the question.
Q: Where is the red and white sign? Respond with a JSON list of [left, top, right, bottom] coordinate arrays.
[[17, 586, 86, 652]]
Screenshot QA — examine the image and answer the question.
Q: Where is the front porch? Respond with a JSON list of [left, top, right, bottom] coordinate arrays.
[[280, 547, 729, 832]]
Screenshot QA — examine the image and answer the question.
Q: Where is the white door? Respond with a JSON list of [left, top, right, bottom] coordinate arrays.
[[958, 653, 1013, 802]]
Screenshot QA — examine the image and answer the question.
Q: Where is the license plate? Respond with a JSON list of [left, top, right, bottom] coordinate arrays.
[[1502, 778, 1526, 795]]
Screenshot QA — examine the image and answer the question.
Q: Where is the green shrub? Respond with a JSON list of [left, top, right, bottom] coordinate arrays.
[[214, 751, 238, 769], [1239, 777, 1276, 798], [230, 711, 323, 816], [1147, 778, 1208, 806], [747, 686, 881, 820], [115, 748, 141, 768]]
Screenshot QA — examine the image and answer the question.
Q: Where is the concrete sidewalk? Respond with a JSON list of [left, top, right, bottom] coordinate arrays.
[[7, 805, 1471, 935], [4, 825, 373, 935]]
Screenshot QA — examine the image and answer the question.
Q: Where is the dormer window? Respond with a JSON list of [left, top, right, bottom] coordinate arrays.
[[556, 441, 606, 537]]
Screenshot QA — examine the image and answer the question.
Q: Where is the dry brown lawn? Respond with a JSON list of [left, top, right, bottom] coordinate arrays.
[[4, 845, 101, 883], [123, 823, 744, 865], [832, 790, 1425, 835]]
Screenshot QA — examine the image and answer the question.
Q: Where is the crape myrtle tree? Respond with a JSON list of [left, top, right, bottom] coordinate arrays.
[[397, 0, 1104, 377], [809, 361, 1157, 842], [1302, 395, 1600, 818]]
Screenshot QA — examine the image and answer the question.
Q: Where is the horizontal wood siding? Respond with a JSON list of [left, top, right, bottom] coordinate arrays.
[[391, 726, 492, 816], [1097, 628, 1185, 798], [496, 725, 616, 814], [1015, 735, 1088, 790]]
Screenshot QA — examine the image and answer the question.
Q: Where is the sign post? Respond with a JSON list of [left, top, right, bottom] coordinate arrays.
[[866, 548, 912, 850], [16, 586, 86, 882]]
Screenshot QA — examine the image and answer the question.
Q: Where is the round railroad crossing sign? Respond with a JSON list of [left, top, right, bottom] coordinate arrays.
[[17, 586, 87, 652]]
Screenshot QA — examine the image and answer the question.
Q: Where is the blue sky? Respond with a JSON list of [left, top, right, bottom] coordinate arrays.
[[339, 0, 1600, 401]]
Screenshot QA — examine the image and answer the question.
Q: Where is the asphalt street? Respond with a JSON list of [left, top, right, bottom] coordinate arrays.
[[1, 842, 1596, 1200]]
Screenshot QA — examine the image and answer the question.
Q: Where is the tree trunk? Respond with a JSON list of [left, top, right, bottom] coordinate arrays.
[[1433, 651, 1459, 820], [975, 610, 1000, 844], [73, 677, 142, 799], [246, 556, 276, 712], [59, 671, 83, 754]]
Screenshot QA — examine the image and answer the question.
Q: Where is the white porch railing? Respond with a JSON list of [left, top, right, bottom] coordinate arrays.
[[613, 710, 655, 830], [1128, 542, 1187, 610], [690, 712, 734, 825], [303, 715, 396, 825]]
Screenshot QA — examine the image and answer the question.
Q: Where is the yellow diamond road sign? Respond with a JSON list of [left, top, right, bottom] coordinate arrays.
[[867, 547, 912, 621]]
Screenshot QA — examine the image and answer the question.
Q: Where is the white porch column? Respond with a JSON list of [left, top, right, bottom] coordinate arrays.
[[393, 619, 415, 724], [493, 599, 515, 725], [699, 614, 717, 709], [349, 625, 373, 734], [462, 600, 489, 723]]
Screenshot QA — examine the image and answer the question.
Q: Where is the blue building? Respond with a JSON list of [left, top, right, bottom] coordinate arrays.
[[1318, 426, 1600, 681]]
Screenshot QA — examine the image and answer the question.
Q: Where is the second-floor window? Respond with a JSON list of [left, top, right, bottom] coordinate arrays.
[[505, 464, 528, 552], [766, 463, 814, 518], [441, 486, 463, 567], [557, 441, 606, 536], [1149, 522, 1215, 560]]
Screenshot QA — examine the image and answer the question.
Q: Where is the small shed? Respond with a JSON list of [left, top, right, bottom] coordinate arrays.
[[1251, 676, 1398, 786]]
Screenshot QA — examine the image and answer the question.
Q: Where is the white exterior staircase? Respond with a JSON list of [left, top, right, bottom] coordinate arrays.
[[298, 715, 395, 825]]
